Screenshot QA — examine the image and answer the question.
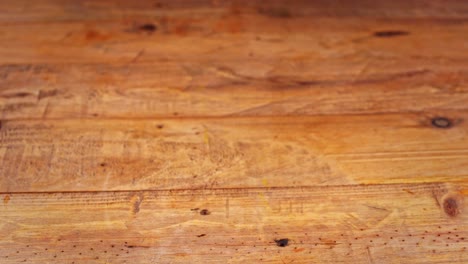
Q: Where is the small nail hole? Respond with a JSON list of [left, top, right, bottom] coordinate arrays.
[[275, 238, 289, 247], [200, 209, 210, 215]]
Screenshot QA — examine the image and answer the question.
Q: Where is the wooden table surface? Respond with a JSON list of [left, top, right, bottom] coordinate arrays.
[[0, 0, 467, 263]]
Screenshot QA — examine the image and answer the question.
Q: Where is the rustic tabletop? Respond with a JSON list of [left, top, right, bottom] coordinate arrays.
[[0, 0, 467, 263]]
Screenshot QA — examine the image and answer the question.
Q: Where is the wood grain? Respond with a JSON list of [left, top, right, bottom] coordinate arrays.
[[1, 0, 467, 24], [1, 61, 467, 119], [1, 113, 467, 192], [0, 1, 467, 119], [1, 183, 467, 263], [0, 0, 467, 262], [1, 16, 467, 64]]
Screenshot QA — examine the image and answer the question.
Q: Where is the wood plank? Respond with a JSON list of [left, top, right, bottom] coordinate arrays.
[[1, 11, 467, 118], [1, 1, 467, 119], [0, 0, 467, 24], [1, 114, 467, 192], [0, 15, 467, 64], [0, 0, 467, 65], [1, 61, 468, 119], [1, 183, 466, 263], [0, 1, 466, 263]]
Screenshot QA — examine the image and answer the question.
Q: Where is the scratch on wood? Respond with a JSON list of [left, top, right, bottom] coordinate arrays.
[[125, 244, 151, 248], [211, 66, 254, 81], [225, 197, 230, 218], [402, 189, 414, 195], [130, 49, 145, 63], [131, 193, 144, 214], [2, 145, 25, 189], [432, 190, 441, 208], [38, 89, 58, 100], [44, 145, 56, 179], [202, 125, 210, 148], [42, 101, 50, 119], [351, 58, 372, 84], [366, 247, 375, 264], [364, 204, 389, 212]]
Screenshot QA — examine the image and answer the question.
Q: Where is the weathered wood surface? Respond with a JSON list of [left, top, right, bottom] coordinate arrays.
[[0, 0, 467, 263], [1, 61, 468, 119], [0, 1, 468, 119], [1, 183, 467, 263], [1, 113, 468, 192]]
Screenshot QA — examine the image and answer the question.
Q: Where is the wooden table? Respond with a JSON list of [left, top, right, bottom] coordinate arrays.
[[0, 0, 467, 263]]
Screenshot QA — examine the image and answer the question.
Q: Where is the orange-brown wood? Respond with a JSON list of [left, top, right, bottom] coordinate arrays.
[[0, 0, 467, 263], [0, 1, 468, 119], [1, 113, 468, 192], [1, 183, 467, 263], [1, 61, 468, 119]]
